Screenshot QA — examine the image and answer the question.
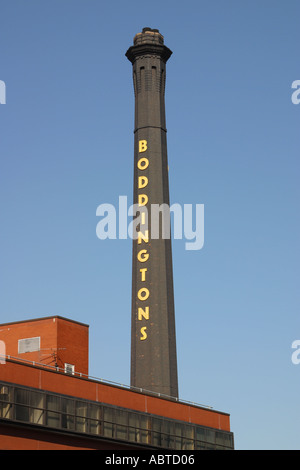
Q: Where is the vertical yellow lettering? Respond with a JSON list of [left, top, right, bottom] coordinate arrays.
[[138, 194, 148, 206], [137, 287, 150, 301], [137, 140, 149, 344], [139, 140, 148, 153], [138, 287, 150, 302], [137, 249, 149, 262], [138, 306, 149, 320], [141, 211, 146, 225], [137, 157, 149, 170], [140, 326, 147, 341], [138, 230, 149, 244], [138, 176, 148, 189], [140, 268, 147, 281]]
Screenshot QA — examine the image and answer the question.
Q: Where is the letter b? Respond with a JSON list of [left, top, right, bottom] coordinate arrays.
[[139, 140, 148, 153]]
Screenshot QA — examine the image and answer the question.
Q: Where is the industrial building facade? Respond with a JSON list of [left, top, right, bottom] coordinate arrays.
[[0, 316, 234, 450]]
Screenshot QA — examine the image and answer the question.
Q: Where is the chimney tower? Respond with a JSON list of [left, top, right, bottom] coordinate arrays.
[[126, 28, 178, 398]]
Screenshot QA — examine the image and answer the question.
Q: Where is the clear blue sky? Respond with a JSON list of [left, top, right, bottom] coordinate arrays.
[[1, 0, 299, 450]]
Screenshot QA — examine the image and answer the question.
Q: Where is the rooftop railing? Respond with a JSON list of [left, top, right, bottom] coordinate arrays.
[[0, 353, 214, 410]]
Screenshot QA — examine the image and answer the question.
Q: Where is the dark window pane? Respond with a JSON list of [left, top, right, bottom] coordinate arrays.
[[15, 389, 29, 422], [0, 385, 12, 419], [89, 404, 101, 435], [103, 408, 114, 437], [152, 418, 163, 447]]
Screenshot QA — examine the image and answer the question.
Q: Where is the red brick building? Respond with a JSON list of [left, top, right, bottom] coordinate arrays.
[[0, 316, 89, 375], [0, 316, 234, 450]]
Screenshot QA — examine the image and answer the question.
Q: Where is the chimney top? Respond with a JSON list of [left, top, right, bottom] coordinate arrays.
[[133, 27, 164, 46]]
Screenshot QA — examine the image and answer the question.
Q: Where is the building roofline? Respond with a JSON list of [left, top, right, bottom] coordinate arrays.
[[0, 315, 89, 328], [2, 357, 230, 418]]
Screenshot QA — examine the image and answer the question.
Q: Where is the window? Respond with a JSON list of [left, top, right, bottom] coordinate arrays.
[[128, 413, 150, 444], [46, 395, 60, 428], [205, 428, 216, 449], [140, 415, 150, 444], [0, 382, 235, 450], [152, 418, 163, 447], [103, 407, 114, 437], [0, 385, 12, 419], [7, 387, 43, 424], [61, 397, 74, 430], [216, 431, 233, 449], [15, 389, 29, 422], [64, 363, 75, 375], [76, 401, 87, 432], [115, 409, 128, 440], [162, 420, 175, 448], [128, 412, 139, 442], [29, 391, 44, 424], [182, 424, 194, 450], [18, 337, 40, 354], [174, 422, 184, 449], [89, 403, 101, 435], [195, 426, 207, 449]]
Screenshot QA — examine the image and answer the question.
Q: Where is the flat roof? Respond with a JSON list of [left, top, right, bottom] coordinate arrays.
[[0, 315, 89, 328], [1, 357, 230, 419]]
